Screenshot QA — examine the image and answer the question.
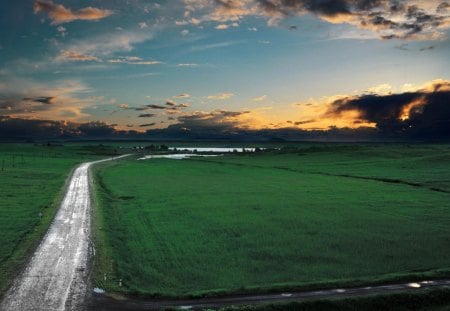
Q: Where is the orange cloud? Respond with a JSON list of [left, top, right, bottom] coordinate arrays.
[[207, 92, 234, 100], [56, 50, 101, 62], [183, 0, 450, 40], [33, 0, 113, 24]]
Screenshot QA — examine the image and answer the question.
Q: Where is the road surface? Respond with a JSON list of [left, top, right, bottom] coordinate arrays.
[[89, 279, 450, 310], [0, 156, 127, 311]]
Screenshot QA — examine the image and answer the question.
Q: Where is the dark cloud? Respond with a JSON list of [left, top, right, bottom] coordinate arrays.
[[249, 0, 450, 39], [138, 113, 156, 118], [144, 102, 190, 111], [420, 45, 435, 51], [0, 114, 377, 142], [146, 104, 167, 109], [139, 123, 156, 127], [437, 2, 450, 13], [2, 85, 449, 142], [0, 116, 119, 140], [326, 81, 450, 139], [0, 96, 60, 115], [23, 96, 56, 105], [173, 93, 191, 99], [175, 110, 250, 129], [295, 119, 316, 125], [76, 121, 116, 137]]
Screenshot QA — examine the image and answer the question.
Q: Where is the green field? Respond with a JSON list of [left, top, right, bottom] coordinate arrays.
[[0, 143, 119, 296], [92, 144, 450, 297]]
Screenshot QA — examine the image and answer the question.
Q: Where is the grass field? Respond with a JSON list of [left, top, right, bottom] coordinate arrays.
[[0, 143, 119, 296], [92, 144, 450, 297]]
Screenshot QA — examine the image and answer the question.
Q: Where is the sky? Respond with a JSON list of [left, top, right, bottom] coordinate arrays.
[[0, 0, 450, 140]]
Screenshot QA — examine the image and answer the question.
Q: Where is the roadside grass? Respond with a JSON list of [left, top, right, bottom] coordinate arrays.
[[0, 143, 118, 296], [92, 144, 450, 297]]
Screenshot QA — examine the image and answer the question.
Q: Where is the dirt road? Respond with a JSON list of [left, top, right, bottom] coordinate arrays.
[[89, 279, 450, 310], [0, 156, 127, 311]]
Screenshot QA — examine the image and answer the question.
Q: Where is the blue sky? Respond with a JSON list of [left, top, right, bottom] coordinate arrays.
[[1, 0, 450, 132]]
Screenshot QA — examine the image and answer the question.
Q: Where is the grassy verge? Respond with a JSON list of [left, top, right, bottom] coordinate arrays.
[[0, 143, 119, 297], [92, 144, 450, 298]]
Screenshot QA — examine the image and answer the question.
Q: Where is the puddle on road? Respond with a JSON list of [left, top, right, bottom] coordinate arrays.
[[138, 147, 264, 160], [138, 154, 219, 160], [170, 147, 258, 152], [93, 287, 105, 294], [334, 289, 346, 293]]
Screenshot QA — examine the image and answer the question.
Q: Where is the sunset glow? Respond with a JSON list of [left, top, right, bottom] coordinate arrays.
[[1, 0, 449, 140]]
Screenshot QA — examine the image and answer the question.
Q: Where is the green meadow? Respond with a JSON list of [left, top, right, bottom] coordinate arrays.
[[0, 144, 118, 296], [92, 144, 450, 297]]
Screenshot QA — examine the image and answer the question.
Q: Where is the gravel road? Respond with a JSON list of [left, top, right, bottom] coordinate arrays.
[[90, 279, 450, 310], [0, 156, 126, 311]]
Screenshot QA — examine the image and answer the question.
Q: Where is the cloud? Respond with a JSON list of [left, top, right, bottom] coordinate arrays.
[[57, 25, 67, 37], [77, 121, 116, 136], [0, 79, 95, 121], [156, 110, 252, 136], [108, 56, 162, 65], [253, 95, 267, 101], [366, 83, 393, 95], [176, 63, 199, 67], [190, 41, 243, 52], [33, 0, 113, 24], [146, 104, 167, 109], [325, 79, 450, 138], [23, 96, 57, 105], [173, 93, 191, 98], [58, 31, 153, 60], [142, 107, 379, 141], [215, 22, 239, 29], [0, 116, 119, 140], [56, 50, 101, 62], [207, 92, 234, 100], [138, 113, 156, 118], [139, 123, 156, 127], [215, 24, 230, 29], [183, 0, 450, 40], [165, 100, 190, 110], [295, 119, 316, 125]]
